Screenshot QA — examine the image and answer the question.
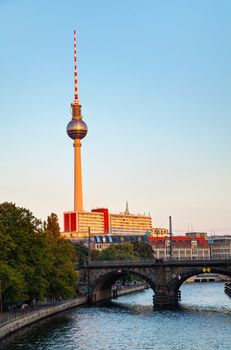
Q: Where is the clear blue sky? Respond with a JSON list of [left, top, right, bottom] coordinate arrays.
[[0, 0, 230, 234]]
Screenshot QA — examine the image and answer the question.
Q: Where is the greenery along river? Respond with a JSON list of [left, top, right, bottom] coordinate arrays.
[[1, 283, 231, 350]]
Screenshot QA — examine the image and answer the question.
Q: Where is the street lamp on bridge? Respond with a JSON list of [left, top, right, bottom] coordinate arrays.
[[169, 216, 173, 260]]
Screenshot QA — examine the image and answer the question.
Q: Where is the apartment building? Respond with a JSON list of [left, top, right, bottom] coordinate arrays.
[[148, 236, 210, 260], [208, 236, 231, 259], [62, 208, 152, 238]]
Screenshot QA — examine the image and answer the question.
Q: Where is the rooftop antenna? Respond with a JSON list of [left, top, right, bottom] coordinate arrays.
[[125, 201, 130, 215]]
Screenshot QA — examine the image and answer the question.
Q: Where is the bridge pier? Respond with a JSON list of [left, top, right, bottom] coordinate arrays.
[[153, 285, 178, 309], [90, 288, 111, 306]]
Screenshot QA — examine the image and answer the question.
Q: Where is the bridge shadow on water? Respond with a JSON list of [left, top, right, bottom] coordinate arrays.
[[100, 282, 231, 317], [97, 298, 154, 316]]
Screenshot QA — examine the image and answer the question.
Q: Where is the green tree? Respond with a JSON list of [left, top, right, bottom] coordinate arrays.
[[0, 230, 16, 262], [25, 232, 53, 301], [99, 242, 139, 261], [74, 242, 89, 264], [132, 241, 153, 259], [48, 239, 78, 299], [0, 202, 44, 304], [91, 249, 100, 261], [0, 202, 78, 306], [94, 241, 154, 261], [44, 212, 60, 239], [0, 262, 27, 306]]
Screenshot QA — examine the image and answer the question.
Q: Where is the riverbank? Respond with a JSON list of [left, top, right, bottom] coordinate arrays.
[[118, 284, 148, 296], [111, 283, 148, 300], [0, 296, 88, 340], [186, 273, 231, 283], [0, 285, 148, 341]]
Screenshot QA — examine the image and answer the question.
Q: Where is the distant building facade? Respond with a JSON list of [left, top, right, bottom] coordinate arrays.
[[63, 210, 105, 237], [208, 236, 231, 259], [67, 234, 150, 251], [148, 236, 210, 260], [151, 228, 169, 237], [62, 207, 152, 238], [109, 212, 152, 235], [92, 235, 149, 251], [186, 232, 208, 239]]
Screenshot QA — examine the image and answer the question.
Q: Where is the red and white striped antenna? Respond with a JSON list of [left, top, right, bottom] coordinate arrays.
[[74, 30, 79, 103]]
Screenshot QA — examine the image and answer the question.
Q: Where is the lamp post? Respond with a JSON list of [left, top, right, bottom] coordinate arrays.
[[0, 279, 2, 323], [87, 227, 92, 299], [88, 226, 91, 264], [169, 216, 173, 260]]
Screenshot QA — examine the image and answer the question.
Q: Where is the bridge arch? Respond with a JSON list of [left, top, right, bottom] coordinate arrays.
[[90, 269, 155, 305], [169, 267, 231, 298]]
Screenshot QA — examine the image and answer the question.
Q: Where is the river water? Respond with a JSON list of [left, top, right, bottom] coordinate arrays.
[[1, 283, 231, 350]]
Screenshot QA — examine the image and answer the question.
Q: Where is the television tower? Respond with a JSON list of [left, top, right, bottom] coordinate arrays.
[[66, 30, 88, 211]]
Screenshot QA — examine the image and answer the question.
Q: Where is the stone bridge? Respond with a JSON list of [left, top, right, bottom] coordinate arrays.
[[78, 259, 231, 309]]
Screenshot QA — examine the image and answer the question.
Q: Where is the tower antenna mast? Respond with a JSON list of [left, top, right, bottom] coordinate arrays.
[[73, 30, 79, 103]]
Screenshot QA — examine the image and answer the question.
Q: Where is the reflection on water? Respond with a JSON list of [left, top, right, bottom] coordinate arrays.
[[1, 283, 231, 350]]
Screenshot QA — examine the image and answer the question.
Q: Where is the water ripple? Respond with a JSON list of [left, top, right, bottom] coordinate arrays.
[[1, 283, 231, 350]]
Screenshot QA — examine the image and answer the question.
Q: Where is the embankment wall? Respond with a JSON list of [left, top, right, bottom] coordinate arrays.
[[0, 296, 88, 340]]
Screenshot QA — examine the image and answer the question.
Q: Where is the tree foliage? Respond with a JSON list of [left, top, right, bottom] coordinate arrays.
[[48, 238, 78, 299], [44, 212, 60, 239], [132, 241, 153, 259], [0, 202, 77, 307], [97, 242, 139, 261], [93, 241, 153, 261], [74, 242, 89, 264]]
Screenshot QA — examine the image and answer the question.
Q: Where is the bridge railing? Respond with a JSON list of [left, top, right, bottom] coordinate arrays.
[[164, 255, 231, 261], [77, 255, 231, 268]]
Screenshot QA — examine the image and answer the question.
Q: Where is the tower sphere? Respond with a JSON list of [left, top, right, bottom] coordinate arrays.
[[66, 119, 88, 140]]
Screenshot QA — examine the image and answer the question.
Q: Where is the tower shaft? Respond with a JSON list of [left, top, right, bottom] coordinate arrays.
[[74, 139, 83, 211]]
